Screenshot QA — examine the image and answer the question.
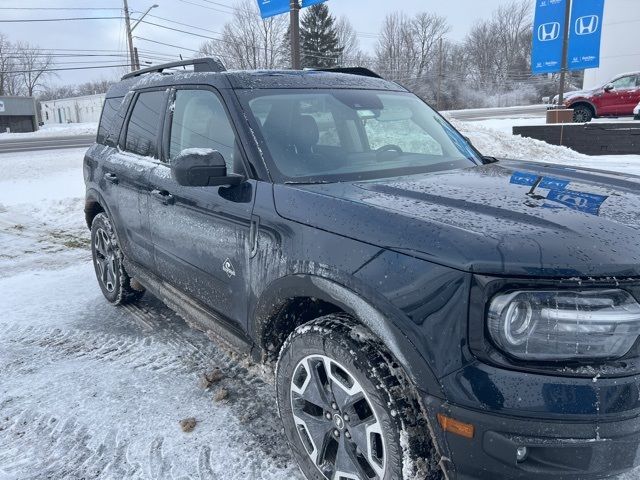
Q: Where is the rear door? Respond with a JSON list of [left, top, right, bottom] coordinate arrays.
[[106, 89, 167, 270], [147, 86, 256, 334]]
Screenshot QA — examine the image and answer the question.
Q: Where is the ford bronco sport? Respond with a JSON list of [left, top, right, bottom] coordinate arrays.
[[85, 58, 640, 480]]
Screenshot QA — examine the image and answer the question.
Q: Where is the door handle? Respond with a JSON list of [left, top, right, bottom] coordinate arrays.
[[104, 172, 119, 184], [151, 189, 175, 205]]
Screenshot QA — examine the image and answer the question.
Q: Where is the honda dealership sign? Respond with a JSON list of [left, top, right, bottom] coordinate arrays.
[[568, 0, 605, 70], [257, 0, 326, 19], [531, 0, 605, 74], [532, 0, 568, 74]]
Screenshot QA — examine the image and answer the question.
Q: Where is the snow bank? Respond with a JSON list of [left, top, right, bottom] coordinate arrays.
[[450, 116, 640, 176], [0, 122, 97, 139]]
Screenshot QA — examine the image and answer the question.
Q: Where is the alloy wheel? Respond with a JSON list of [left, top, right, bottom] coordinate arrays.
[[94, 227, 117, 293], [290, 355, 386, 480]]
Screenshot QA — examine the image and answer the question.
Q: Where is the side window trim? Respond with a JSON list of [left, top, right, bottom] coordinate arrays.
[[160, 84, 250, 178], [118, 88, 169, 159]]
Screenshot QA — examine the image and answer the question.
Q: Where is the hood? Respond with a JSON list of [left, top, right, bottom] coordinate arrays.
[[553, 88, 595, 103], [274, 161, 640, 278]]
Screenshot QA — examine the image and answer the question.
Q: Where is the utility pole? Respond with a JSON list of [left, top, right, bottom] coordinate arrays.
[[557, 0, 572, 106], [123, 0, 136, 72], [436, 37, 443, 111], [123, 2, 158, 72], [290, 0, 301, 70]]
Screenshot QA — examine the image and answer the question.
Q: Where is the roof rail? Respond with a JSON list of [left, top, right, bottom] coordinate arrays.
[[121, 57, 226, 80], [309, 67, 383, 79]]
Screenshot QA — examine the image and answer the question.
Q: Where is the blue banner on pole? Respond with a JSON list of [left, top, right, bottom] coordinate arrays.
[[257, 0, 326, 19], [567, 0, 605, 71], [532, 0, 567, 74], [257, 0, 290, 19]]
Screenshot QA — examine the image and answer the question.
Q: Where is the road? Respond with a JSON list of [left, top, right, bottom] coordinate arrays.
[[0, 134, 95, 154], [445, 104, 549, 121]]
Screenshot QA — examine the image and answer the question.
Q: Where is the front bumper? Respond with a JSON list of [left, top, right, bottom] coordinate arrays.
[[423, 396, 640, 479]]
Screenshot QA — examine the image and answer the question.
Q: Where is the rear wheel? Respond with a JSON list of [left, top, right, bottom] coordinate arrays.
[[276, 315, 441, 480], [572, 104, 594, 123], [90, 213, 144, 305]]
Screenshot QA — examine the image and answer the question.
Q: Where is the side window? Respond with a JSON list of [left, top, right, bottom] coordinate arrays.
[[611, 76, 636, 90], [169, 89, 236, 172], [125, 90, 166, 157], [97, 97, 123, 146]]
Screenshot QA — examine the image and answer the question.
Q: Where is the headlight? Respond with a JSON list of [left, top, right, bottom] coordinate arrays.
[[487, 290, 640, 361]]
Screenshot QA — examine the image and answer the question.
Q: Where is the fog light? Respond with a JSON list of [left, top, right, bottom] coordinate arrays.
[[516, 446, 528, 462]]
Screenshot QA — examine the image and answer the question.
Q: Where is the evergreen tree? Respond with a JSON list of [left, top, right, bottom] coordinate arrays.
[[300, 4, 343, 68]]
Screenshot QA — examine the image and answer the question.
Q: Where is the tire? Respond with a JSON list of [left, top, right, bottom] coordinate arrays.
[[276, 314, 441, 480], [572, 105, 593, 123], [90, 212, 144, 305], [635, 114, 640, 121]]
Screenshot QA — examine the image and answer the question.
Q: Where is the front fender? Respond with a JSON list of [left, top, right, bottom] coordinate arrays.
[[252, 273, 444, 398]]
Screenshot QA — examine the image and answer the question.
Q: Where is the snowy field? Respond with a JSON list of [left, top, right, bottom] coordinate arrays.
[[1, 119, 640, 479], [0, 122, 97, 140]]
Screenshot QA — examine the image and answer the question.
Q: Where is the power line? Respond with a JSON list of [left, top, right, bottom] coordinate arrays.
[[0, 17, 123, 23], [1, 64, 134, 74], [0, 7, 122, 11]]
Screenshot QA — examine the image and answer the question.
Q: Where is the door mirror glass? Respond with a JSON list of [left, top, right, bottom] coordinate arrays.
[[604, 84, 614, 92], [171, 149, 242, 187]]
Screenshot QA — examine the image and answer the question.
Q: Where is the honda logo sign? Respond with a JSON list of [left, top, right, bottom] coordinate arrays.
[[575, 15, 599, 36], [538, 22, 561, 42]]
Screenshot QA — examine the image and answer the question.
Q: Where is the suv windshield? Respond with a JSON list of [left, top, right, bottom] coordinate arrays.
[[239, 89, 481, 183]]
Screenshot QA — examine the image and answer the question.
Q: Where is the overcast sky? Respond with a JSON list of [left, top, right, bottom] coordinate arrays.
[[0, 0, 520, 86]]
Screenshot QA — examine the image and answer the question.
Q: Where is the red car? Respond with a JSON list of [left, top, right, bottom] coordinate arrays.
[[556, 71, 640, 122]]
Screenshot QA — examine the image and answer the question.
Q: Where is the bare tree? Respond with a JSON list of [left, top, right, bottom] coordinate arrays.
[[199, 0, 288, 70], [0, 33, 18, 95], [14, 42, 55, 96], [375, 12, 449, 100], [464, 0, 532, 91], [335, 17, 361, 65]]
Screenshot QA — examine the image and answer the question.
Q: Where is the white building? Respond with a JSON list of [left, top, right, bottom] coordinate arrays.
[[583, 0, 640, 89], [41, 93, 106, 125]]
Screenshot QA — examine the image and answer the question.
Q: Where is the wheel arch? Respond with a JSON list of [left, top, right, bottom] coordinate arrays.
[[252, 274, 443, 397], [84, 188, 110, 229], [568, 100, 597, 117]]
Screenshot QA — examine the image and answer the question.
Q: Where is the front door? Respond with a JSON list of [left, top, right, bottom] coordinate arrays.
[[148, 87, 256, 332], [597, 75, 639, 116]]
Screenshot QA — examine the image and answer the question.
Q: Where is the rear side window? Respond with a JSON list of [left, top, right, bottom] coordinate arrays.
[[97, 97, 122, 146], [125, 90, 166, 157]]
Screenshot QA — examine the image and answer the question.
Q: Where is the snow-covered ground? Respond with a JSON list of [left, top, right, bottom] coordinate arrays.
[[0, 147, 303, 480], [0, 122, 97, 140], [1, 119, 639, 479]]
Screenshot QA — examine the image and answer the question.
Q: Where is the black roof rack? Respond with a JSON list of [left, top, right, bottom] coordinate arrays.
[[309, 67, 383, 79], [121, 57, 226, 80]]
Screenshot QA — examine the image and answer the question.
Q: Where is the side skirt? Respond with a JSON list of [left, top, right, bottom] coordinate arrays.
[[125, 259, 254, 356]]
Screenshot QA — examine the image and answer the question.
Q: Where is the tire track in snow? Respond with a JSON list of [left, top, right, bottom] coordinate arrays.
[[0, 296, 300, 479]]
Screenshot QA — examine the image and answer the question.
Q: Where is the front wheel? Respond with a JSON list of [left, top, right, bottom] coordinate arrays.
[[276, 315, 441, 480], [90, 213, 144, 305]]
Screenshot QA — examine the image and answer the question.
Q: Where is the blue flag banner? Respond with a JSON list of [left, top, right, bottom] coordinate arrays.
[[257, 0, 327, 19], [532, 0, 567, 74], [568, 0, 605, 71], [257, 0, 290, 19]]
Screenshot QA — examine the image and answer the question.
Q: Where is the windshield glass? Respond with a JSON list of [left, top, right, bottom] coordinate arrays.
[[239, 89, 481, 183]]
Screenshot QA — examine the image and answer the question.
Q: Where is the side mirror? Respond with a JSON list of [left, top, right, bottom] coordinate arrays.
[[171, 149, 243, 187], [604, 84, 614, 92]]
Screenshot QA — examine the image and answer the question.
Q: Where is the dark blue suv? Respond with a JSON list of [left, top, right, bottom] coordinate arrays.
[[84, 58, 640, 480]]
